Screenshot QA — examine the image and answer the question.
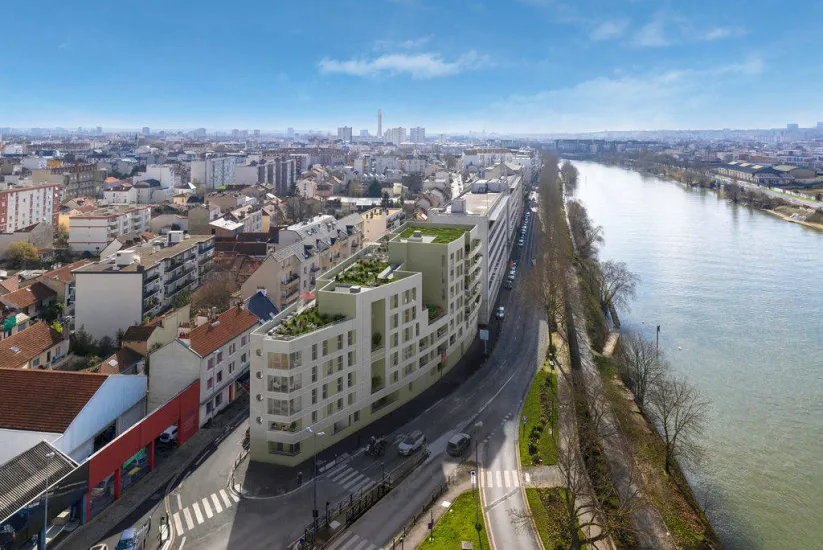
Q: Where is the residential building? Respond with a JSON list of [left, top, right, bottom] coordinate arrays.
[[27, 259, 90, 317], [136, 164, 177, 189], [409, 127, 425, 143], [74, 233, 215, 340], [209, 206, 264, 237], [148, 305, 259, 426], [385, 127, 406, 146], [428, 166, 526, 323], [240, 213, 364, 311], [190, 157, 236, 190], [121, 304, 191, 357], [362, 207, 406, 241], [249, 223, 481, 465], [0, 183, 61, 233], [188, 204, 222, 235], [377, 109, 382, 138], [207, 191, 257, 214], [0, 281, 58, 320], [296, 179, 317, 199], [337, 127, 353, 143], [32, 163, 102, 201], [0, 322, 68, 371], [0, 222, 53, 260], [103, 181, 137, 204], [68, 205, 152, 254]]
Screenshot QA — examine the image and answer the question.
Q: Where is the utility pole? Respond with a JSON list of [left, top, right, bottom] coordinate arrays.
[[305, 427, 325, 543], [656, 324, 661, 359]]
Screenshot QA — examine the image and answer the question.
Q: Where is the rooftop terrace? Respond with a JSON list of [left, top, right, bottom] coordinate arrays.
[[398, 226, 465, 244], [334, 257, 393, 287]]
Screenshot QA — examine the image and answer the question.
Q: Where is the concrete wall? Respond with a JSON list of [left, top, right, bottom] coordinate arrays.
[[0, 428, 61, 466], [147, 340, 200, 413], [75, 272, 143, 340]]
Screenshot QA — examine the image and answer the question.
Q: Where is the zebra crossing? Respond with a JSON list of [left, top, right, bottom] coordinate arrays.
[[326, 464, 377, 494], [326, 531, 380, 550], [172, 488, 239, 537], [478, 469, 521, 489]]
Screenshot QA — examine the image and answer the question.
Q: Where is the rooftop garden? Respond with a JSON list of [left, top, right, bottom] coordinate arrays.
[[400, 226, 466, 244], [426, 304, 445, 323], [335, 257, 392, 287], [274, 307, 345, 337]]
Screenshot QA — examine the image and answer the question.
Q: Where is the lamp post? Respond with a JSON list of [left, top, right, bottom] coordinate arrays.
[[43, 451, 55, 550], [473, 421, 483, 532], [305, 427, 325, 543]]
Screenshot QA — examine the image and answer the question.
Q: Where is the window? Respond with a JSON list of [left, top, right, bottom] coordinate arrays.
[[392, 352, 398, 366], [217, 351, 223, 362], [337, 356, 343, 371], [337, 377, 343, 392], [229, 343, 236, 355], [312, 411, 318, 423], [207, 377, 214, 389], [347, 372, 354, 387], [241, 353, 247, 364], [327, 403, 334, 416], [348, 392, 355, 405], [229, 362, 235, 374], [312, 344, 318, 360], [217, 371, 223, 383], [354, 411, 360, 422], [391, 294, 398, 309], [32, 357, 40, 367], [322, 340, 328, 356], [241, 335, 247, 346], [348, 330, 355, 346], [311, 388, 317, 404], [322, 385, 328, 399], [215, 393, 223, 407], [391, 333, 399, 347], [311, 366, 317, 383], [208, 357, 215, 370], [391, 314, 398, 329], [391, 371, 399, 383], [348, 350, 356, 365], [337, 334, 343, 349]]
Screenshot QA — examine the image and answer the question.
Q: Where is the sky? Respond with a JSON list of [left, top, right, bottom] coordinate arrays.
[[2, 0, 823, 134]]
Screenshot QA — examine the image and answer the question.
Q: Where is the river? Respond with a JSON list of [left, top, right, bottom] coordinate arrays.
[[570, 161, 823, 549]]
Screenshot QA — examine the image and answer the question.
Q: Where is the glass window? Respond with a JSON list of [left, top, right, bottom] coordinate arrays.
[[208, 357, 215, 369], [217, 351, 223, 362], [337, 377, 343, 392], [312, 344, 318, 360], [207, 377, 214, 389], [322, 385, 327, 399]]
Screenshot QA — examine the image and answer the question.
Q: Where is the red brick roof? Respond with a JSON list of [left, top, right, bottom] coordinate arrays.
[[0, 322, 64, 370], [0, 278, 19, 294], [1, 282, 56, 309], [0, 369, 107, 433], [187, 306, 258, 357], [42, 260, 91, 284]]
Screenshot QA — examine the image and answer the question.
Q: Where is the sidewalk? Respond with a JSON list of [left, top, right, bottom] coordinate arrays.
[[55, 398, 249, 550]]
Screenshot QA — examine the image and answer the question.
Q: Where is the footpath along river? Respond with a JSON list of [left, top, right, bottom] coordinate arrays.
[[571, 161, 823, 549]]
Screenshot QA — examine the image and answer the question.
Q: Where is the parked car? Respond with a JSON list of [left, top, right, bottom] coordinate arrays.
[[398, 430, 426, 456], [159, 425, 178, 444], [518, 239, 524, 247], [90, 545, 109, 550], [495, 306, 505, 320], [447, 433, 471, 457], [504, 280, 513, 290], [114, 528, 137, 550]]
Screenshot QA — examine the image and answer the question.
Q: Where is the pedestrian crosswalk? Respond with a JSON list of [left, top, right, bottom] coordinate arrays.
[[172, 488, 239, 537], [327, 464, 377, 494], [479, 469, 521, 489], [326, 531, 380, 550]]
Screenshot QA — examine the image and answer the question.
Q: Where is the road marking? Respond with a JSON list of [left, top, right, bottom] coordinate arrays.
[[201, 497, 213, 518], [220, 489, 232, 508], [182, 508, 194, 530], [495, 470, 502, 488], [342, 473, 366, 491], [512, 471, 520, 487], [192, 502, 204, 524], [177, 536, 186, 550], [230, 490, 239, 502], [504, 470, 511, 488], [173, 512, 184, 536], [335, 468, 360, 485], [176, 494, 182, 509], [525, 472, 531, 484], [337, 533, 361, 550], [486, 470, 493, 488], [350, 478, 374, 494], [211, 493, 223, 513], [330, 466, 355, 482]]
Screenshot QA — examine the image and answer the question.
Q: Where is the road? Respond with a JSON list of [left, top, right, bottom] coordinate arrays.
[[97, 190, 543, 550]]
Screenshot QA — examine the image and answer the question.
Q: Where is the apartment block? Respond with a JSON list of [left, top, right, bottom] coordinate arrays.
[[190, 157, 236, 190], [0, 183, 60, 232], [209, 206, 264, 238], [67, 205, 152, 254], [249, 222, 481, 465], [74, 232, 215, 340], [32, 163, 102, 201]]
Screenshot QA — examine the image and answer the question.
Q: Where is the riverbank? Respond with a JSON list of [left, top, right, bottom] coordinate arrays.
[[765, 207, 823, 231]]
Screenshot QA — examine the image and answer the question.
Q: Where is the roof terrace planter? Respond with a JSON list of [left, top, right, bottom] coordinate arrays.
[[335, 258, 392, 287], [426, 304, 445, 323], [273, 307, 345, 338], [400, 226, 466, 244]]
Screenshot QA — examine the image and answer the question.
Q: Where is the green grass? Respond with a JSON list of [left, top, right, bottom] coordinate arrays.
[[417, 490, 490, 550], [274, 308, 345, 337], [335, 258, 392, 287], [400, 225, 466, 244], [526, 488, 586, 550], [519, 367, 558, 466]]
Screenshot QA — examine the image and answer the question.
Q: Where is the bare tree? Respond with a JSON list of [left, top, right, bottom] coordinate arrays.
[[191, 279, 234, 314], [597, 260, 639, 314], [726, 182, 741, 203], [561, 160, 579, 188], [566, 200, 603, 262], [647, 373, 710, 475], [616, 332, 665, 409]]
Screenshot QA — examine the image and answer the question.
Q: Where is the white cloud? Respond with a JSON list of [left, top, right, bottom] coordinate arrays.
[[318, 51, 491, 79], [633, 14, 670, 47], [589, 19, 629, 41], [696, 26, 747, 41], [373, 36, 432, 51]]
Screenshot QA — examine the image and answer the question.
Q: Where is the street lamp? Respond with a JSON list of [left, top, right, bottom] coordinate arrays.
[[305, 427, 325, 543], [473, 421, 483, 532], [43, 451, 55, 550]]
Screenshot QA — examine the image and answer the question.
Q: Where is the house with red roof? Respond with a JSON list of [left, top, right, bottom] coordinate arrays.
[[147, 304, 259, 425]]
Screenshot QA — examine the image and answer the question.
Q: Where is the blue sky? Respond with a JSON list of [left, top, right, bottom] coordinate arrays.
[[2, 0, 822, 133]]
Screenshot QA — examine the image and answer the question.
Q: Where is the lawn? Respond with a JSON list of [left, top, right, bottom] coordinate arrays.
[[519, 367, 558, 466], [400, 225, 466, 244], [526, 488, 586, 550], [417, 490, 490, 550], [335, 258, 392, 287]]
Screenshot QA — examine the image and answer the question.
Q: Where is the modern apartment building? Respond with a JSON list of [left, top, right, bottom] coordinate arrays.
[[0, 183, 61, 232], [409, 127, 426, 143], [190, 157, 236, 190], [337, 127, 353, 143], [74, 232, 215, 340], [240, 213, 364, 310], [32, 163, 102, 201], [428, 166, 526, 323], [249, 222, 481, 465], [67, 205, 152, 254]]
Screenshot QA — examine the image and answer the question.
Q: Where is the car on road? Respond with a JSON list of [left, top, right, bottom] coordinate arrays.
[[89, 545, 108, 550], [446, 433, 471, 457], [495, 306, 505, 320], [504, 280, 513, 290], [159, 425, 178, 444], [398, 430, 426, 455], [517, 239, 524, 247], [114, 528, 137, 550]]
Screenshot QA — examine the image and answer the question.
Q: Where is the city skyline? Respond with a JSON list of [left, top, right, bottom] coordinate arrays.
[[2, 1, 823, 133]]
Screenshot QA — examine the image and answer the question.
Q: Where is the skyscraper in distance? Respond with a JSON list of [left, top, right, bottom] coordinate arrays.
[[377, 108, 382, 138]]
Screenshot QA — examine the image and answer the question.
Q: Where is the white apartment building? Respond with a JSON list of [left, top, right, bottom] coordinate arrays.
[[103, 182, 137, 205], [385, 127, 406, 146], [409, 127, 426, 143], [191, 157, 236, 190], [148, 305, 259, 426], [209, 206, 264, 237], [362, 207, 405, 242], [74, 233, 216, 340], [136, 164, 178, 189], [428, 167, 526, 323], [249, 223, 481, 465], [68, 205, 152, 254], [337, 127, 353, 143], [0, 183, 60, 233]]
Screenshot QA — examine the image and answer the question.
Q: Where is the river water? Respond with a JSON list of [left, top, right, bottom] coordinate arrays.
[[570, 161, 823, 549]]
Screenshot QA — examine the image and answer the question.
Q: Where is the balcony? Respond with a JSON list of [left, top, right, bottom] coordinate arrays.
[[282, 273, 299, 290]]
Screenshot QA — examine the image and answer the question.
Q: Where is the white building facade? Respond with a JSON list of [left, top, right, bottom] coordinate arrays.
[[191, 157, 237, 189], [0, 183, 61, 233], [68, 206, 152, 253]]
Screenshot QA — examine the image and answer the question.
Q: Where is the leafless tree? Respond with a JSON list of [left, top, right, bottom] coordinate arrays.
[[647, 373, 710, 475], [616, 332, 666, 409], [566, 200, 603, 262], [191, 279, 234, 314], [284, 195, 310, 223], [580, 374, 618, 440], [597, 260, 639, 315], [561, 160, 579, 188], [726, 182, 741, 203]]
